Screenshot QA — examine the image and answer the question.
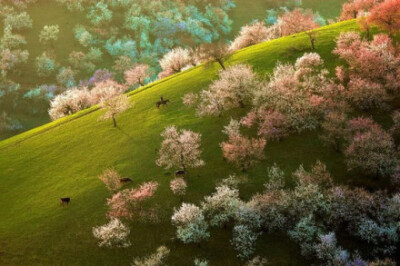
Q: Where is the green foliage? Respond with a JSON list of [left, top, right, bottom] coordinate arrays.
[[35, 53, 56, 77]]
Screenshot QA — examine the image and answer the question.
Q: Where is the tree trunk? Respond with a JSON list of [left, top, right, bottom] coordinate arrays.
[[180, 154, 186, 172], [217, 59, 226, 70], [112, 116, 117, 127], [308, 34, 315, 50]]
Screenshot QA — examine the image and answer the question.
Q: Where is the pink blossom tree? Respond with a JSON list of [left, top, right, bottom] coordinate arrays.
[[340, 0, 380, 21], [124, 64, 151, 87], [279, 9, 319, 49], [241, 109, 290, 141], [198, 41, 231, 70], [220, 120, 266, 171], [253, 53, 329, 133], [90, 79, 128, 104], [367, 0, 400, 36], [98, 94, 132, 127], [345, 121, 398, 177], [333, 32, 400, 94], [230, 21, 277, 51], [107, 181, 158, 220], [156, 126, 205, 172]]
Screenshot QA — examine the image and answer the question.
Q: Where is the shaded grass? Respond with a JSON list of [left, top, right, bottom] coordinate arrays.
[[0, 20, 361, 265]]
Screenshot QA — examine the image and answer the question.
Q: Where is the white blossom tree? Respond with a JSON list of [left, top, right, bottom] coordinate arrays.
[[156, 126, 205, 172], [98, 94, 132, 127], [48, 87, 92, 120], [92, 218, 131, 248], [171, 203, 210, 244], [230, 21, 278, 51], [197, 64, 257, 116], [201, 185, 242, 227], [158, 47, 191, 78]]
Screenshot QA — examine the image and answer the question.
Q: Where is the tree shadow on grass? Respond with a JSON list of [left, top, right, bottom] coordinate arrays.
[[116, 126, 134, 140]]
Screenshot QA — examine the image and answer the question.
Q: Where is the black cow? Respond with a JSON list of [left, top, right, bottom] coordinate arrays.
[[119, 177, 133, 184], [175, 170, 186, 177], [60, 197, 70, 205]]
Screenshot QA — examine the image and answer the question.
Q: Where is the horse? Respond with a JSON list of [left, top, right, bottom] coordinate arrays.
[[156, 96, 170, 108]]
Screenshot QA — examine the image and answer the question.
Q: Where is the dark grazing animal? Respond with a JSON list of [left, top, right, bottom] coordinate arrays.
[[175, 170, 186, 177], [119, 177, 133, 184], [60, 197, 70, 205], [156, 96, 170, 108]]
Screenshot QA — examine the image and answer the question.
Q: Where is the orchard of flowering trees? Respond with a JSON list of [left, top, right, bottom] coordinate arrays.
[[0, 0, 236, 138]]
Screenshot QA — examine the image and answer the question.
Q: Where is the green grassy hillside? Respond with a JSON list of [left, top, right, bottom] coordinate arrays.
[[0, 20, 361, 265]]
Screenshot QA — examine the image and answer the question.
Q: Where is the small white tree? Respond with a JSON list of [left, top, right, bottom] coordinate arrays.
[[182, 92, 199, 107], [124, 64, 151, 87], [170, 178, 187, 197], [99, 94, 132, 127], [48, 87, 92, 120], [39, 25, 59, 45], [92, 218, 131, 248], [171, 203, 210, 244], [230, 21, 279, 51], [158, 47, 191, 78], [156, 126, 204, 172]]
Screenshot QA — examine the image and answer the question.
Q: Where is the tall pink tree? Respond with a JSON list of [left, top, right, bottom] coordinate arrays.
[[279, 9, 319, 49], [367, 0, 400, 36], [340, 0, 380, 21], [220, 120, 266, 171], [229, 21, 275, 51], [124, 64, 151, 87]]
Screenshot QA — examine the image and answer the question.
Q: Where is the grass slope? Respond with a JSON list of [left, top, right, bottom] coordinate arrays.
[[0, 20, 360, 265]]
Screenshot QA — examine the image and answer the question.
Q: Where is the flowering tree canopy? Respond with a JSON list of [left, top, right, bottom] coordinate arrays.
[[156, 126, 204, 172]]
